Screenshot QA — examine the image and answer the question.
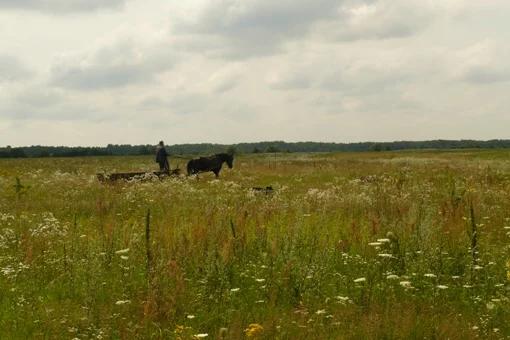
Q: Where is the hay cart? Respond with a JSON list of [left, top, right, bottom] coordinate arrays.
[[97, 168, 181, 183]]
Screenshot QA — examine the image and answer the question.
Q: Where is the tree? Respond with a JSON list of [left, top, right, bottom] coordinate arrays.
[[266, 146, 280, 153]]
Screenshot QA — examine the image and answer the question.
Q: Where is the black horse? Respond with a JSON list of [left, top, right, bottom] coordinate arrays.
[[187, 153, 234, 178]]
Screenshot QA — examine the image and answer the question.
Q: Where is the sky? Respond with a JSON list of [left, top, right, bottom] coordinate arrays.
[[0, 0, 509, 146]]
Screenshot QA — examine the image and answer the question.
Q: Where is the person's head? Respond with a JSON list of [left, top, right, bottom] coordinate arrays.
[[159, 141, 164, 146]]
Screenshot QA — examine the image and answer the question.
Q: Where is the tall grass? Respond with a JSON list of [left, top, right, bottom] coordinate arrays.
[[0, 150, 509, 339]]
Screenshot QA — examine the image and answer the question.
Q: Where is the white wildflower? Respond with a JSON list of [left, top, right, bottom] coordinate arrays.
[[115, 300, 131, 305], [115, 248, 130, 255], [354, 277, 366, 283], [400, 281, 412, 288]]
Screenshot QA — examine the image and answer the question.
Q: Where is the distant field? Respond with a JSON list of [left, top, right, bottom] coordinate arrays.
[[1, 150, 510, 339]]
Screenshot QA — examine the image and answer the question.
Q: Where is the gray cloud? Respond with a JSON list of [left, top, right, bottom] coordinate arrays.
[[0, 0, 129, 13], [0, 55, 32, 82], [318, 1, 434, 42], [176, 0, 367, 58], [267, 56, 418, 95], [175, 0, 434, 59], [50, 40, 177, 90], [0, 87, 112, 121]]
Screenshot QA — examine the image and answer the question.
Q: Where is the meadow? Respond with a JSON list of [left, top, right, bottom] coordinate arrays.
[[0, 150, 509, 339]]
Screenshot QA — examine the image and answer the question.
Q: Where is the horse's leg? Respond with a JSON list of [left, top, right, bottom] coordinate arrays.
[[213, 169, 220, 178]]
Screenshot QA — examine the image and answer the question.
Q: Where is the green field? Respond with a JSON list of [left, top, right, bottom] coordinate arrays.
[[1, 150, 510, 339]]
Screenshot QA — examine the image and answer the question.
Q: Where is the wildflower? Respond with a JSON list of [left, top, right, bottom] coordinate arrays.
[[378, 253, 393, 258], [194, 333, 208, 338], [174, 325, 185, 334], [377, 238, 391, 243], [315, 309, 327, 315], [230, 288, 240, 292], [368, 242, 382, 247], [115, 300, 131, 305], [386, 274, 399, 280], [424, 273, 437, 278], [437, 285, 448, 289], [399, 281, 412, 288], [115, 248, 130, 255], [120, 256, 129, 261], [255, 278, 265, 283], [353, 277, 366, 283], [187, 315, 195, 319], [244, 323, 263, 338]]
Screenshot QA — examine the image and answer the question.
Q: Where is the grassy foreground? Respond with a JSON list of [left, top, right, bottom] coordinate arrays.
[[1, 150, 509, 339]]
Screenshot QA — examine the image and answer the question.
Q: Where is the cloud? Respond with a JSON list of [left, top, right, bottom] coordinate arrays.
[[0, 86, 114, 121], [174, 0, 436, 59], [206, 64, 244, 93], [0, 0, 130, 13], [454, 41, 510, 84], [50, 39, 177, 90], [316, 1, 434, 41], [0, 55, 32, 82], [175, 0, 365, 58]]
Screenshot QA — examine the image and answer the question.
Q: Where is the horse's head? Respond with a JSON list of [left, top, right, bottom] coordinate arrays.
[[223, 153, 234, 168]]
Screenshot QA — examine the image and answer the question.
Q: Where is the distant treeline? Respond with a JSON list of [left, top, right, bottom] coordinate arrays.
[[2, 140, 510, 158]]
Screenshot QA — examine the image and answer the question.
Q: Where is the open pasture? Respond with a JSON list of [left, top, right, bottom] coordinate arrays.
[[1, 150, 510, 339]]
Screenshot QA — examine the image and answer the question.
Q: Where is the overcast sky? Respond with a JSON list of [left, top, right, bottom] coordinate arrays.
[[0, 0, 509, 146]]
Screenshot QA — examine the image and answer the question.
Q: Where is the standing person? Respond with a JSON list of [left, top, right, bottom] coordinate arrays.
[[155, 141, 170, 172]]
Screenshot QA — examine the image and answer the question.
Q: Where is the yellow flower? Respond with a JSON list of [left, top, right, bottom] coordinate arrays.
[[244, 323, 264, 338], [174, 325, 185, 334]]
